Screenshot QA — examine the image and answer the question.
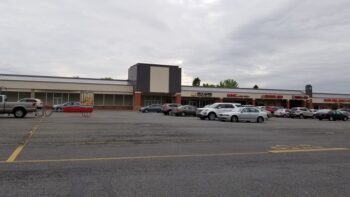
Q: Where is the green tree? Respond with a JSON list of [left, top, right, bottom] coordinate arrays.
[[102, 77, 113, 80], [192, 77, 201, 86], [253, 84, 259, 89], [203, 83, 216, 87], [217, 79, 239, 88]]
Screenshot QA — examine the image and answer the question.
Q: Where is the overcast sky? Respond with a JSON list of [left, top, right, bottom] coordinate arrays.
[[1, 0, 350, 92]]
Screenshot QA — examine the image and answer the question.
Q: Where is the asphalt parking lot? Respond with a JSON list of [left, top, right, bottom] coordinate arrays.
[[1, 111, 350, 196]]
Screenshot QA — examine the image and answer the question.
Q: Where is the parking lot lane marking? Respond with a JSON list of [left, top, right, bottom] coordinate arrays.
[[1, 148, 349, 164], [2, 151, 269, 164], [5, 117, 44, 163], [269, 148, 349, 153]]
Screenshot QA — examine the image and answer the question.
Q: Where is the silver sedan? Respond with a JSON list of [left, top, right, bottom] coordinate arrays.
[[218, 107, 268, 123]]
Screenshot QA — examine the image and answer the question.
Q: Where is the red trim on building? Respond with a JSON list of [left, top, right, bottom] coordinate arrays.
[[175, 93, 181, 104], [133, 92, 142, 110]]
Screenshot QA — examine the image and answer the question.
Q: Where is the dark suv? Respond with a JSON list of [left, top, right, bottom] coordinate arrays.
[[173, 105, 197, 116], [161, 103, 181, 115], [139, 104, 162, 113]]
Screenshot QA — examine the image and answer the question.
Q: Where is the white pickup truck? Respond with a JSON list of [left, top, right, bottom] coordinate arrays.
[[0, 95, 37, 118]]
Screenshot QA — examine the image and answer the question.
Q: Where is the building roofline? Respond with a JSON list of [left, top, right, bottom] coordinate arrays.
[[133, 63, 180, 68], [313, 92, 350, 96], [181, 85, 304, 93], [0, 73, 129, 82], [181, 86, 350, 97]]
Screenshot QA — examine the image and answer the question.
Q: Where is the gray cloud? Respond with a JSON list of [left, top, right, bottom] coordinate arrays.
[[0, 0, 350, 92]]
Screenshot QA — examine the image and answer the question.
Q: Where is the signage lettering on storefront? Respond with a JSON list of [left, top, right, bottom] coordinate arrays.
[[261, 95, 283, 99], [197, 92, 213, 97], [292, 96, 309, 100], [227, 93, 237, 97], [324, 98, 350, 103], [227, 93, 250, 98]]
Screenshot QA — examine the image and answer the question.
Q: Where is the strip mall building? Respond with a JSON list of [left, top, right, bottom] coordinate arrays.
[[1, 63, 350, 110]]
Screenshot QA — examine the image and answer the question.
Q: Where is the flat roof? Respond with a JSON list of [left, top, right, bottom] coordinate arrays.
[[182, 86, 305, 95], [0, 74, 131, 86]]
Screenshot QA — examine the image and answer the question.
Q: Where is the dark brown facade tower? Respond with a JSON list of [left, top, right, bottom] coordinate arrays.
[[128, 63, 182, 110]]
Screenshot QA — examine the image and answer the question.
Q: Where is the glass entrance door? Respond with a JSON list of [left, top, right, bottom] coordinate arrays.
[[53, 97, 62, 105]]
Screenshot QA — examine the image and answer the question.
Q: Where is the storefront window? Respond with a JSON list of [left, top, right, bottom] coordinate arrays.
[[104, 94, 114, 105], [69, 93, 80, 102], [5, 92, 18, 102], [94, 94, 104, 106], [115, 95, 123, 105], [18, 92, 30, 100], [46, 93, 53, 105], [35, 92, 46, 103], [62, 93, 69, 103], [124, 95, 133, 106]]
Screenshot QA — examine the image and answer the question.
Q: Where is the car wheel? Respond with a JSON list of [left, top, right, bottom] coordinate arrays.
[[144, 109, 149, 113], [329, 116, 334, 121], [283, 114, 287, 118], [14, 108, 26, 118], [300, 114, 304, 119], [57, 107, 62, 112], [257, 117, 264, 123], [343, 116, 348, 121], [231, 116, 238, 122], [181, 112, 185, 117], [169, 110, 174, 116], [319, 118, 322, 121], [208, 113, 216, 120]]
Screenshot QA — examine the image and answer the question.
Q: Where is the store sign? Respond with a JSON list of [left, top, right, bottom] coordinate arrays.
[[324, 98, 350, 103], [197, 92, 213, 97], [261, 95, 283, 99], [227, 93, 237, 97], [292, 96, 309, 100], [227, 93, 250, 98]]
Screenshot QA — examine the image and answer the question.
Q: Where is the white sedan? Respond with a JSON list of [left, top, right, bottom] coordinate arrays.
[[218, 107, 268, 123]]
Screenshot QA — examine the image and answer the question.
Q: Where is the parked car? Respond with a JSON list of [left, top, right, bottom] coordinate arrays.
[[53, 101, 81, 112], [289, 107, 314, 119], [339, 108, 350, 113], [313, 109, 331, 119], [218, 107, 268, 123], [18, 98, 44, 109], [139, 104, 162, 113], [318, 110, 349, 121], [196, 103, 242, 120], [173, 105, 197, 116], [161, 103, 181, 115], [338, 110, 350, 117], [265, 106, 282, 114], [274, 109, 290, 117], [257, 106, 272, 118]]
